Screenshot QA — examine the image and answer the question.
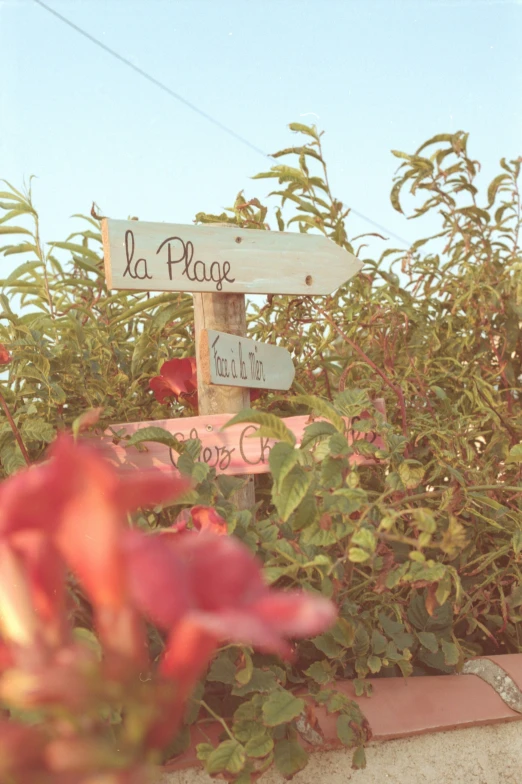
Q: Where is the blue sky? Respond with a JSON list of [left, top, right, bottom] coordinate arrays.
[[1, 0, 521, 275]]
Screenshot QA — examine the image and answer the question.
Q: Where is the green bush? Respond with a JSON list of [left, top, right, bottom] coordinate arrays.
[[0, 125, 521, 779]]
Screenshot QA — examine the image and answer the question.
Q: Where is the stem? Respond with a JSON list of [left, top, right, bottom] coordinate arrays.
[[198, 700, 235, 741], [316, 302, 409, 439], [34, 212, 55, 320], [0, 388, 30, 466], [389, 484, 522, 508]]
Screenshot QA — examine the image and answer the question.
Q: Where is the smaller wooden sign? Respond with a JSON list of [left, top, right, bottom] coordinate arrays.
[[200, 329, 295, 391], [95, 402, 385, 477]]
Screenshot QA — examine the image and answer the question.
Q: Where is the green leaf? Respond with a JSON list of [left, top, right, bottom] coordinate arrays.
[[73, 627, 102, 661], [3, 243, 39, 257], [269, 441, 299, 490], [351, 528, 376, 554], [206, 740, 246, 775], [272, 465, 313, 522], [1, 445, 26, 475], [244, 734, 274, 758], [367, 655, 381, 673], [353, 626, 370, 657], [391, 149, 412, 161], [512, 530, 522, 556], [336, 714, 355, 746], [288, 121, 320, 139], [274, 739, 309, 778], [216, 474, 245, 498], [288, 394, 345, 433], [304, 661, 333, 684], [329, 432, 350, 456], [487, 174, 509, 206], [0, 226, 33, 236], [417, 631, 438, 653], [232, 668, 279, 696], [321, 456, 344, 489], [21, 419, 54, 443], [292, 493, 318, 531], [398, 460, 425, 489], [49, 240, 101, 263], [371, 630, 387, 655], [334, 388, 370, 418], [436, 573, 452, 606], [236, 651, 254, 686], [441, 639, 459, 666], [352, 745, 367, 769], [413, 508, 437, 533], [222, 409, 296, 446], [125, 425, 185, 453], [348, 547, 371, 563], [196, 743, 214, 763], [312, 633, 343, 657], [506, 443, 522, 463], [332, 618, 356, 647], [261, 690, 305, 727], [301, 420, 338, 449], [207, 655, 237, 684]]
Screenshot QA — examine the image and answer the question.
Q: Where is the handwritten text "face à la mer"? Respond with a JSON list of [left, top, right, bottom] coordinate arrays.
[[123, 229, 236, 292], [212, 335, 266, 383]]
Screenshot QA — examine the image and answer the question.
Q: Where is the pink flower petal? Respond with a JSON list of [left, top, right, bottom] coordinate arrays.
[[251, 592, 338, 638]]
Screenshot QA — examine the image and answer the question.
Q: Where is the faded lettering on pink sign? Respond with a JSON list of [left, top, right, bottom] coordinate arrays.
[[95, 402, 385, 477]]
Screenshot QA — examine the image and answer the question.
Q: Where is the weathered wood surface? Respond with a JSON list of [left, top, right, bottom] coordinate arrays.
[[102, 219, 362, 295], [97, 404, 385, 477], [193, 292, 255, 508], [200, 329, 295, 391]]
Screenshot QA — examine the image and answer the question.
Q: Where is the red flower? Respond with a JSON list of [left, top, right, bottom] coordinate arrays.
[[149, 357, 198, 408], [0, 344, 11, 366], [124, 529, 336, 748], [171, 506, 227, 535], [0, 432, 337, 763], [0, 721, 47, 779], [124, 530, 337, 683], [190, 505, 228, 535], [0, 435, 191, 668], [149, 356, 264, 410]]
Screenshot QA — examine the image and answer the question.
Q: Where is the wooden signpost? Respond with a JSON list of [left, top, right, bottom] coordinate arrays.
[[102, 219, 362, 295], [101, 216, 364, 509], [98, 405, 385, 477], [200, 329, 295, 391]]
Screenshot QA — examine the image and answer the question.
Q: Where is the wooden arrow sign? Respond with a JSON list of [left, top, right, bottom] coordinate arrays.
[[102, 218, 362, 295], [94, 401, 385, 477], [200, 329, 295, 391]]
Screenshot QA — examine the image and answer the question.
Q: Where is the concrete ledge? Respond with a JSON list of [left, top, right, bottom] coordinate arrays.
[[158, 722, 522, 784], [159, 654, 522, 782]]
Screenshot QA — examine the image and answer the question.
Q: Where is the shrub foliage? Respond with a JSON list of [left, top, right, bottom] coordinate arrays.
[[0, 125, 521, 780]]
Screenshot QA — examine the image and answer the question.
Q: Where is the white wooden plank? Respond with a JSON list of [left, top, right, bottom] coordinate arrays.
[[102, 218, 362, 295], [201, 329, 295, 391]]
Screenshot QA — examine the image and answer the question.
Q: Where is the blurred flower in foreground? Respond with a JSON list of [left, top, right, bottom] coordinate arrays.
[[0, 433, 337, 779]]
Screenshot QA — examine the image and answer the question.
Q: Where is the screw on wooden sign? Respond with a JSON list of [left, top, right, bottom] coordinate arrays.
[[96, 403, 385, 477], [101, 218, 362, 295], [199, 329, 295, 391]]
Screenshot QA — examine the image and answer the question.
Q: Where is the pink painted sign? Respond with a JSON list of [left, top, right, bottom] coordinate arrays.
[[95, 401, 385, 477]]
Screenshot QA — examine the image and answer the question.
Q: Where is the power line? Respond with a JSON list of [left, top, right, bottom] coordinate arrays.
[[32, 0, 268, 159], [33, 0, 411, 248]]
